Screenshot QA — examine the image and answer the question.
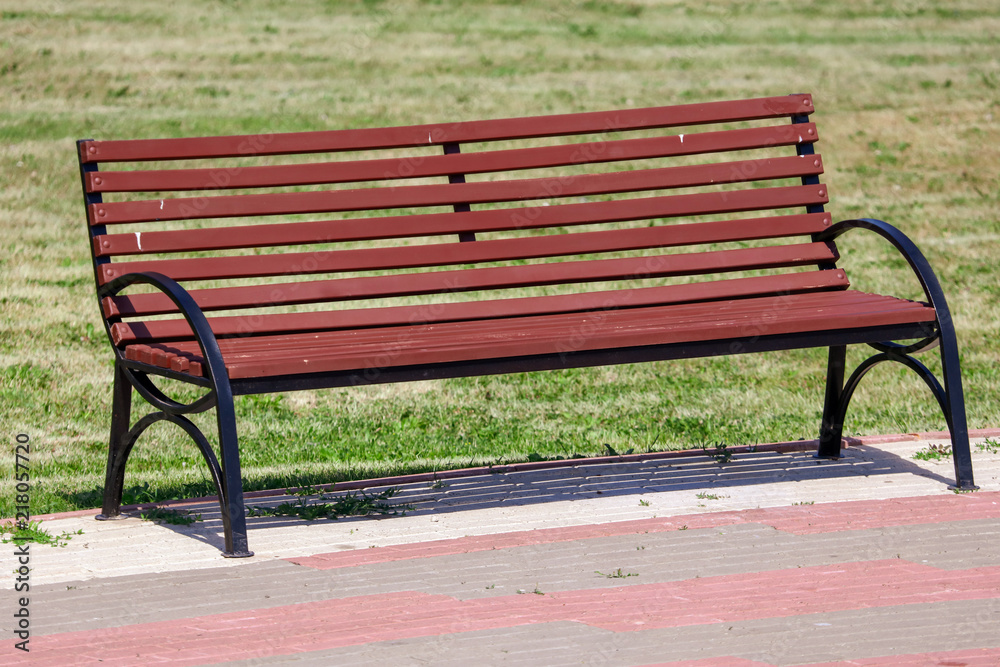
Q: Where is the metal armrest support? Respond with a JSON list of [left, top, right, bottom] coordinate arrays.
[[814, 218, 975, 489], [816, 218, 948, 354], [98, 271, 228, 386], [96, 272, 254, 555]]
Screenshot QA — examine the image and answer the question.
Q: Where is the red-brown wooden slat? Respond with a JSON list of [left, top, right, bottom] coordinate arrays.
[[130, 290, 918, 362], [85, 123, 818, 193], [169, 355, 190, 373], [216, 299, 933, 380], [81, 95, 813, 163], [110, 270, 850, 344], [93, 187, 828, 258], [122, 291, 933, 379], [88, 156, 825, 225], [98, 206, 831, 284], [103, 241, 839, 318], [214, 292, 933, 357]]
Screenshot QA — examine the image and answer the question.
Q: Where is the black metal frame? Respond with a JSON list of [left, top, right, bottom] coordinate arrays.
[[94, 272, 252, 557], [79, 133, 976, 559], [813, 218, 976, 491], [80, 144, 254, 556]]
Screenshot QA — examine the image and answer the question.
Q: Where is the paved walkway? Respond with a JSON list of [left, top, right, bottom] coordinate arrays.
[[4, 432, 1000, 665]]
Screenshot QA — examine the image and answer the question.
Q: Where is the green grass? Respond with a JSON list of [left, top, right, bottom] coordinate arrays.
[[2, 0, 999, 516], [246, 487, 410, 522], [912, 443, 954, 461], [978, 438, 1000, 454], [1, 520, 83, 547], [138, 507, 202, 526]]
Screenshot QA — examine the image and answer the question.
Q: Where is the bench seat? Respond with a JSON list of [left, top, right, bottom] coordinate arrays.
[[122, 289, 936, 381]]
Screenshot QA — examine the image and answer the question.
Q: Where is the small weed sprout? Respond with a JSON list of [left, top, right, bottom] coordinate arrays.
[[913, 444, 952, 461], [1, 521, 82, 548], [701, 442, 734, 464], [976, 438, 1000, 455], [247, 487, 411, 521], [139, 507, 202, 526], [121, 482, 157, 505], [596, 568, 638, 579]]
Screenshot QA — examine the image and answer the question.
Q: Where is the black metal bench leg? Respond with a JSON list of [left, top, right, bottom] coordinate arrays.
[[215, 385, 253, 557], [96, 362, 133, 521], [817, 345, 847, 458], [939, 317, 977, 490]]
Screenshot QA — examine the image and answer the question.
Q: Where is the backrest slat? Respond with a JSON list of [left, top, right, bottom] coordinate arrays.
[[80, 94, 846, 349], [80, 94, 813, 163], [111, 269, 849, 344], [85, 122, 817, 194], [88, 156, 824, 225], [102, 241, 839, 319], [98, 210, 831, 285], [93, 191, 829, 258]]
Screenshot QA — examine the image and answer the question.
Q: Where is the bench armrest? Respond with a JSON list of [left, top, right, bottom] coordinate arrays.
[[816, 218, 953, 354], [98, 271, 228, 384]]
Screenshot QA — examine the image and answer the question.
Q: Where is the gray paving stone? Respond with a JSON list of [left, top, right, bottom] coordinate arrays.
[[22, 515, 1000, 637], [214, 600, 1000, 666]]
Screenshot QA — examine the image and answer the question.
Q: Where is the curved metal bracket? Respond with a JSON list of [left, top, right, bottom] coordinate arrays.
[[95, 410, 238, 547], [836, 351, 952, 437], [129, 412, 227, 503], [123, 366, 217, 416], [816, 218, 947, 354]]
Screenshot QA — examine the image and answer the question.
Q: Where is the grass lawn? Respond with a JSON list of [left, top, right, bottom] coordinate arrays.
[[2, 0, 998, 516]]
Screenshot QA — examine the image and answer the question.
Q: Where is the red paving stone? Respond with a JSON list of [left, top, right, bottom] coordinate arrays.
[[647, 647, 1000, 666], [15, 560, 1000, 666], [289, 492, 1000, 570]]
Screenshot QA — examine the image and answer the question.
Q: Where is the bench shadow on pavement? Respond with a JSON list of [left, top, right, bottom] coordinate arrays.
[[141, 442, 959, 552]]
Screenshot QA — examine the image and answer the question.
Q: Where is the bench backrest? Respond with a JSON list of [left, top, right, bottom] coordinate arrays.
[[79, 94, 845, 349]]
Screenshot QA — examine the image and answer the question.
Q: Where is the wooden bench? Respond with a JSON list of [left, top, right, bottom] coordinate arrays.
[[77, 94, 976, 557]]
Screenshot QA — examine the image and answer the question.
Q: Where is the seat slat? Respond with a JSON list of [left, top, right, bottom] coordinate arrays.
[[85, 123, 818, 194], [88, 156, 825, 225], [132, 290, 915, 361], [221, 301, 933, 379], [123, 291, 934, 379], [239, 298, 932, 363], [156, 291, 927, 355], [94, 188, 828, 258], [81, 94, 813, 163], [110, 270, 851, 344], [102, 241, 839, 318], [98, 207, 831, 284]]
